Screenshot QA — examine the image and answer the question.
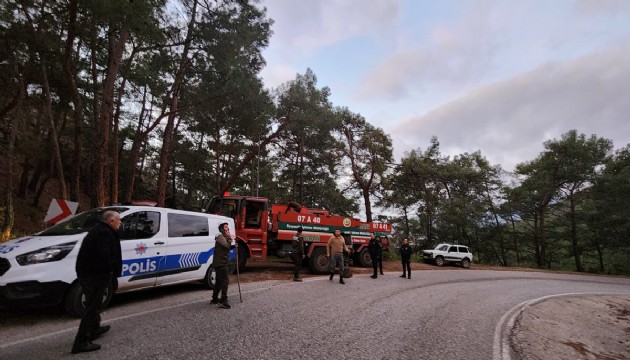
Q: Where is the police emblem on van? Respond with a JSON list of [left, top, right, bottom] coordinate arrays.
[[135, 242, 148, 255]]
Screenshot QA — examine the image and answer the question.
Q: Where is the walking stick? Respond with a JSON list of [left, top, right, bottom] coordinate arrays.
[[235, 243, 243, 303]]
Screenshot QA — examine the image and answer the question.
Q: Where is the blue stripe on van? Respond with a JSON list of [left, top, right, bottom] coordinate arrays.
[[121, 247, 236, 279]]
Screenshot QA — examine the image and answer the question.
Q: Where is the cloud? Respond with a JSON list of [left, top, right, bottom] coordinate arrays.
[[355, 0, 630, 102], [260, 0, 401, 88], [390, 47, 630, 171], [355, 1, 509, 101], [574, 0, 630, 14], [262, 0, 400, 56]]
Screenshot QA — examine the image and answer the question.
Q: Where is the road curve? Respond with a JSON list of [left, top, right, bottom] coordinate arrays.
[[1, 270, 629, 359]]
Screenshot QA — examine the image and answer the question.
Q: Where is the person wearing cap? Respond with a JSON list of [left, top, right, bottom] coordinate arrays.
[[211, 223, 235, 308], [327, 229, 351, 284], [292, 227, 305, 281]]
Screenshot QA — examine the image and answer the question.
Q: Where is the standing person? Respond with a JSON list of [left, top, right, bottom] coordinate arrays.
[[211, 223, 235, 309], [71, 210, 123, 354], [377, 236, 385, 275], [327, 229, 351, 284], [292, 227, 305, 282], [368, 232, 382, 279], [399, 238, 413, 279]]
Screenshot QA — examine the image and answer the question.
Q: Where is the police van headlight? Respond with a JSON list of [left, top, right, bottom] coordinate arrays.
[[16, 242, 77, 265]]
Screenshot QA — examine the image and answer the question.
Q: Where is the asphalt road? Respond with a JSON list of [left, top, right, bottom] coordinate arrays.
[[1, 270, 629, 360]]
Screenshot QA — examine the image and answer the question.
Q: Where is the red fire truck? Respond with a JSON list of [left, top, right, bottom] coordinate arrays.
[[206, 195, 392, 273]]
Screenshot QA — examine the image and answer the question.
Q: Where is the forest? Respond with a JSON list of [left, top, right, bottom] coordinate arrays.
[[1, 0, 629, 275]]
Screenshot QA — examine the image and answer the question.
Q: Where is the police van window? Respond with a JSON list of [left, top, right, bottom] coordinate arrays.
[[40, 207, 129, 236], [119, 211, 161, 240], [168, 213, 209, 237]]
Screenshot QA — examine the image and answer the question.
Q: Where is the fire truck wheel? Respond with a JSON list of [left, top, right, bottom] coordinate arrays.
[[358, 249, 372, 267], [309, 247, 330, 274], [237, 244, 248, 273], [203, 266, 216, 289]]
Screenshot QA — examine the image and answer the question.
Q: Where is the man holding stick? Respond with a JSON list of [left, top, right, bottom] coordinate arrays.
[[211, 223, 235, 309]]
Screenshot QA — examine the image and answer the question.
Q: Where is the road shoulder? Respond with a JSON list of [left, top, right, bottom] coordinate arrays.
[[509, 295, 630, 360]]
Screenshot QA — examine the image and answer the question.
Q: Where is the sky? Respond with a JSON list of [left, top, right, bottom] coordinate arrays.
[[258, 0, 630, 171]]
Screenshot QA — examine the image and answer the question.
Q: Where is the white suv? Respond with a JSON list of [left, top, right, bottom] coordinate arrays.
[[422, 243, 473, 268]]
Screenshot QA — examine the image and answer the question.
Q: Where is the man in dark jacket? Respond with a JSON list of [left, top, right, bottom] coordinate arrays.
[[292, 227, 305, 282], [368, 232, 382, 279], [399, 238, 413, 279], [71, 210, 122, 354], [211, 223, 235, 309]]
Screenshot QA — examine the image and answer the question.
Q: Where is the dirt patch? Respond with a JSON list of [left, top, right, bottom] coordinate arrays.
[[510, 295, 630, 360]]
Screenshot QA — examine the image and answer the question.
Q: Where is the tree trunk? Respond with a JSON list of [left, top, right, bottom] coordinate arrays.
[[17, 159, 31, 198], [110, 77, 127, 204], [40, 62, 68, 199], [95, 26, 130, 206], [63, 0, 84, 203], [157, 1, 197, 206], [569, 196, 584, 272], [1, 80, 21, 241], [33, 175, 51, 207]]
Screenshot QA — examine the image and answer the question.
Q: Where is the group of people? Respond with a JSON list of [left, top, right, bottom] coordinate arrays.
[[291, 229, 415, 284], [368, 232, 413, 279], [71, 211, 414, 354]]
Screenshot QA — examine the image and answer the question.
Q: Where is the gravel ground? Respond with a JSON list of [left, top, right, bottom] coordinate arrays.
[[242, 259, 630, 360], [510, 295, 630, 360]]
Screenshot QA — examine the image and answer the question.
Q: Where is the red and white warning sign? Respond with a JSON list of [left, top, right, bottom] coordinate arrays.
[[44, 198, 79, 224]]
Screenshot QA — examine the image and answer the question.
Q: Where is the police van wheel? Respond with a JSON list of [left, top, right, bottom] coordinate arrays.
[[64, 280, 114, 317], [203, 266, 216, 290]]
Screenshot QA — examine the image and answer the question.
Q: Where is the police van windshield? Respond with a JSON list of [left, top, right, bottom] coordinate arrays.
[[39, 207, 129, 236]]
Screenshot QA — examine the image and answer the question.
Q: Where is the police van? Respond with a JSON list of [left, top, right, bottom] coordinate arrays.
[[0, 206, 235, 316]]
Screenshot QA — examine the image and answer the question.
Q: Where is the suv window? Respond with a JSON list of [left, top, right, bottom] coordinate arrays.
[[168, 213, 209, 237], [437, 245, 449, 251], [458, 246, 469, 253], [448, 246, 457, 253], [120, 211, 160, 240]]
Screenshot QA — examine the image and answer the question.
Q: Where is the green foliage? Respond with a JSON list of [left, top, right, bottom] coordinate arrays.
[[1, 2, 628, 276]]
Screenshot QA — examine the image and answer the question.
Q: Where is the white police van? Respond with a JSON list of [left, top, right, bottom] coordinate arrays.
[[0, 206, 235, 316]]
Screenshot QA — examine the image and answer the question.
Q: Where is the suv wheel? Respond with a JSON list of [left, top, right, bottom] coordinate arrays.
[[435, 256, 445, 267], [461, 258, 471, 269]]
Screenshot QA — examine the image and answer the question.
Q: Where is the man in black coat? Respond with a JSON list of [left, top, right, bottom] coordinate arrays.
[[368, 232, 382, 279], [71, 210, 122, 354], [399, 238, 413, 279]]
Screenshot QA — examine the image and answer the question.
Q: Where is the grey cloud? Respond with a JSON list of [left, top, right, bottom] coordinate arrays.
[[262, 0, 400, 56], [355, 3, 503, 101], [574, 0, 630, 14], [390, 48, 630, 170]]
